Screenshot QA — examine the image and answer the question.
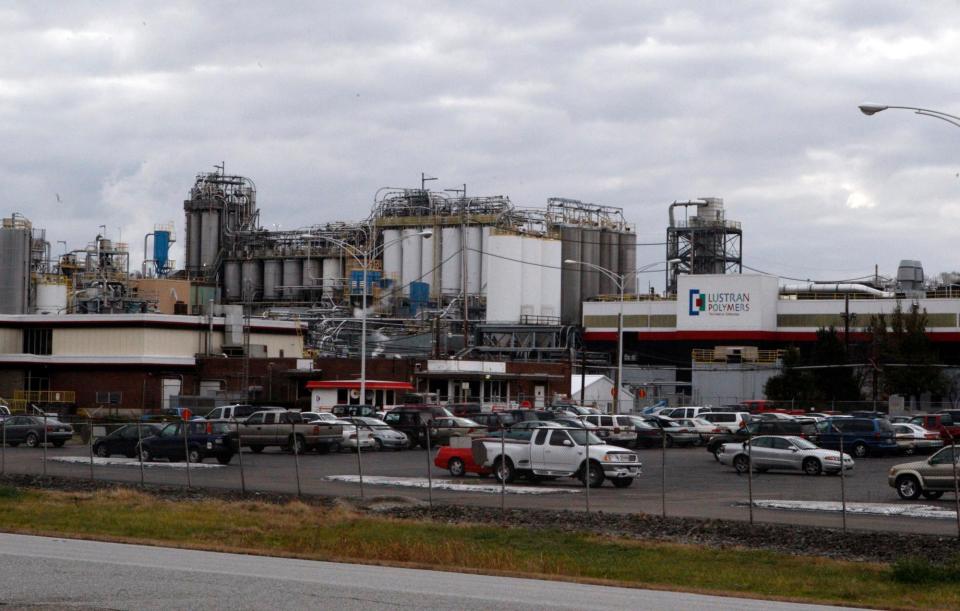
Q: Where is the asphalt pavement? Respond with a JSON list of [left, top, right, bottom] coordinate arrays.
[[0, 533, 855, 610], [0, 442, 957, 535]]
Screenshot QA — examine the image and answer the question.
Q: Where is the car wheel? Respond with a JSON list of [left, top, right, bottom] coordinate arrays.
[[95, 444, 110, 458], [187, 448, 202, 463], [711, 445, 721, 462], [139, 447, 153, 462], [580, 460, 605, 488], [903, 445, 916, 456], [25, 433, 39, 448], [802, 457, 822, 476], [733, 454, 750, 474], [665, 435, 674, 448], [329, 442, 341, 453], [249, 445, 264, 454], [374, 438, 384, 452], [494, 457, 516, 484], [52, 440, 65, 448], [922, 490, 944, 500], [611, 477, 633, 488], [448, 457, 466, 477], [852, 442, 868, 459], [289, 435, 306, 454], [217, 453, 233, 465], [896, 475, 922, 500]]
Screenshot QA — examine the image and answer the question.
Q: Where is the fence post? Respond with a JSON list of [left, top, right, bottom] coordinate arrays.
[[499, 426, 505, 517], [660, 428, 667, 518], [88, 421, 94, 482], [136, 421, 144, 488], [42, 413, 48, 477], [837, 423, 847, 532], [425, 424, 433, 509], [291, 420, 302, 498], [949, 433, 960, 539], [181, 420, 192, 488], [235, 421, 246, 495], [355, 422, 364, 500], [584, 426, 590, 514], [1, 420, 4, 475], [746, 428, 754, 525]]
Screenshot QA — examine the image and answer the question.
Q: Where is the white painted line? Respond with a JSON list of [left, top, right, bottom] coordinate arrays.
[[750, 499, 957, 520], [326, 475, 581, 495], [50, 457, 226, 469]]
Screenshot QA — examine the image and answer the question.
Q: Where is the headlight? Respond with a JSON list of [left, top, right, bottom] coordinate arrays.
[[824, 456, 839, 461]]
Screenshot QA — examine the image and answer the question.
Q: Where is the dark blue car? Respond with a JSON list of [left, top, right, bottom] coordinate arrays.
[[140, 420, 235, 464], [817, 417, 897, 458]]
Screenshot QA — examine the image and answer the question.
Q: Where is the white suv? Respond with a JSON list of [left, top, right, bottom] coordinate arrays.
[[700, 411, 751, 433], [581, 414, 642, 446], [662, 406, 713, 420]]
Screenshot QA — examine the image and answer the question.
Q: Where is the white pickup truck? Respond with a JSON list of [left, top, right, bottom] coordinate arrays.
[[472, 426, 642, 488]]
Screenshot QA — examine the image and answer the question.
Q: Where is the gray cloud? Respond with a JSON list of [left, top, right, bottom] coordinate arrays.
[[1, 1, 959, 284]]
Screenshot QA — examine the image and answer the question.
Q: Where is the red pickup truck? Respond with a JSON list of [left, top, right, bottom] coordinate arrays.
[[909, 414, 960, 443]]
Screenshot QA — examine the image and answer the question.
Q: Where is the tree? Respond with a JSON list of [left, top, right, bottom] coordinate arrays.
[[764, 347, 813, 402], [868, 303, 947, 403], [764, 328, 862, 402]]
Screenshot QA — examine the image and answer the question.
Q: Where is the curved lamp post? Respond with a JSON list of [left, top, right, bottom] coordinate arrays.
[[859, 104, 960, 129], [315, 228, 432, 407], [564, 259, 679, 413]]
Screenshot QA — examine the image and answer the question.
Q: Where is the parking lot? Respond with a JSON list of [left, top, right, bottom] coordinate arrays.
[[2, 440, 957, 536]]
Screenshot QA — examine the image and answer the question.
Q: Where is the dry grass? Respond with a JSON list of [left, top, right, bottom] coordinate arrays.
[[0, 485, 957, 609]]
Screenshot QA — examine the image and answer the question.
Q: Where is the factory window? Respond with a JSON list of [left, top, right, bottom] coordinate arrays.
[[96, 392, 122, 405], [22, 328, 52, 355]]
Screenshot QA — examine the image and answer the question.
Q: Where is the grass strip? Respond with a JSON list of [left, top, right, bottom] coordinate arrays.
[[0, 485, 956, 610]]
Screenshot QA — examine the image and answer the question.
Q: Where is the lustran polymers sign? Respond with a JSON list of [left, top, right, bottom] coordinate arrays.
[[689, 289, 751, 316], [677, 274, 778, 331]]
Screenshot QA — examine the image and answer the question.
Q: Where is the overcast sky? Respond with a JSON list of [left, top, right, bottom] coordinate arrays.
[[2, 2, 959, 288]]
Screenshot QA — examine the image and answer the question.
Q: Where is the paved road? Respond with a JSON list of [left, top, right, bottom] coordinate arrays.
[[1, 442, 957, 535], [0, 533, 853, 610]]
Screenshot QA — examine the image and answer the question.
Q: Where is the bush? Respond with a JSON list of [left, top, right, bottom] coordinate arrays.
[[0, 485, 22, 500], [892, 555, 960, 584]]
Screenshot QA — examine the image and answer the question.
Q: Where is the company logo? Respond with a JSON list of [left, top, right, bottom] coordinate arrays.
[[688, 288, 750, 316]]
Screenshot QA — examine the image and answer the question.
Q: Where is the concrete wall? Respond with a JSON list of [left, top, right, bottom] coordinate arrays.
[[691, 363, 778, 407]]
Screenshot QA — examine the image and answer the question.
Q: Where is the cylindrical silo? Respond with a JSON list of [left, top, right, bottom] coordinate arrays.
[[400, 229, 422, 295], [440, 226, 461, 296], [480, 226, 491, 295], [420, 229, 436, 297], [485, 232, 523, 322], [580, 227, 601, 301], [560, 226, 582, 324], [200, 210, 220, 269], [382, 229, 402, 286], [0, 222, 30, 314], [520, 237, 542, 320], [263, 259, 281, 301], [619, 230, 637, 295], [599, 230, 618, 295], [322, 257, 342, 298], [34, 281, 67, 315], [303, 257, 320, 294], [464, 226, 482, 296], [283, 258, 302, 300], [187, 211, 201, 272], [241, 259, 262, 301], [539, 238, 562, 319], [224, 261, 241, 301]]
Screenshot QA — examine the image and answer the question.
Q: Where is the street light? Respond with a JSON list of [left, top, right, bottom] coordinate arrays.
[[859, 104, 960, 129], [564, 259, 679, 414], [317, 228, 432, 408]]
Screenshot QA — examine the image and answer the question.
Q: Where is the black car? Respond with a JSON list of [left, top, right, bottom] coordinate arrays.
[[382, 406, 453, 447], [705, 419, 820, 459], [94, 424, 162, 458], [139, 420, 236, 464], [1, 415, 73, 447], [468, 412, 516, 433]]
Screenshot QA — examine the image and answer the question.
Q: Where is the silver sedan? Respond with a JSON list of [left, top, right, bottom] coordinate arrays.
[[718, 435, 854, 475]]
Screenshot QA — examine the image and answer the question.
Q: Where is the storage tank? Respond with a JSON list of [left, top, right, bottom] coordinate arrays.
[[382, 229, 402, 285], [440, 226, 461, 295], [598, 230, 620, 295], [400, 229, 422, 295], [480, 226, 491, 295], [485, 233, 523, 322], [580, 227, 601, 301], [224, 261, 241, 301], [560, 226, 582, 324], [241, 260, 262, 301], [539, 238, 562, 319], [420, 229, 436, 297], [0, 220, 30, 314], [153, 229, 171, 276], [619, 230, 637, 295], [520, 237, 542, 319], [303, 258, 320, 294], [464, 226, 482, 296], [283, 258, 302, 300], [186, 212, 201, 271], [199, 210, 220, 269], [35, 281, 67, 315], [322, 257, 342, 298], [263, 259, 281, 300]]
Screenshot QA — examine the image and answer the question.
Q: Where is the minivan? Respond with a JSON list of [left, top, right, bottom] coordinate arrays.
[[817, 417, 897, 458], [700, 411, 752, 433]]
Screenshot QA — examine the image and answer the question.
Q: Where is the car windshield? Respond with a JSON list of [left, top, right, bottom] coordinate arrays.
[[569, 429, 603, 446], [452, 418, 479, 426], [792, 437, 818, 450]]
